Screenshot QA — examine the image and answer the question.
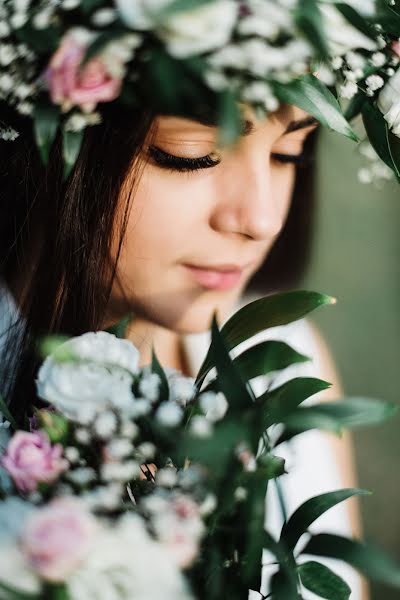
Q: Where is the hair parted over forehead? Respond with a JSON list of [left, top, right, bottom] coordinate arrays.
[[0, 0, 399, 183]]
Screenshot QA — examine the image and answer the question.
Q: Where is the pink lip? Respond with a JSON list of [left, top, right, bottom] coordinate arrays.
[[183, 263, 249, 291]]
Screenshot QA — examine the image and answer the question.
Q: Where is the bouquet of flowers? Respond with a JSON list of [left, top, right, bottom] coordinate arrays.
[[0, 291, 399, 600]]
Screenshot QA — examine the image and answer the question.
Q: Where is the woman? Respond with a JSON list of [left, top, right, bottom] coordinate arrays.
[[0, 98, 365, 598], [0, 1, 385, 596]]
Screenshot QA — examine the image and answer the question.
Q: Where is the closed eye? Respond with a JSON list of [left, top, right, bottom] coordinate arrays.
[[148, 146, 313, 173]]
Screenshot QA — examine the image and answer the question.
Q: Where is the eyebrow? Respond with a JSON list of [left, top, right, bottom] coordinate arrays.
[[191, 114, 319, 136]]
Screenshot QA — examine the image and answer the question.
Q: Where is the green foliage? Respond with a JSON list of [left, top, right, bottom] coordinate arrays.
[[232, 340, 310, 382], [105, 314, 132, 338], [362, 102, 400, 180], [196, 291, 335, 385], [62, 129, 84, 180], [33, 103, 60, 166], [303, 534, 400, 588], [278, 397, 398, 441], [298, 561, 351, 600], [151, 348, 170, 400], [273, 75, 358, 142], [280, 489, 370, 550], [0, 394, 17, 431]]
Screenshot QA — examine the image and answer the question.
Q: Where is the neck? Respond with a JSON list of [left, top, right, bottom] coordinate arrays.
[[125, 317, 190, 376]]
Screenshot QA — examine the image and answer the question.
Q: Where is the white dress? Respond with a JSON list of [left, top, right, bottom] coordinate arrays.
[[0, 282, 362, 598]]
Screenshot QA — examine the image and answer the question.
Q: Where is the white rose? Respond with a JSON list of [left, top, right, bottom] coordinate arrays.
[[378, 68, 400, 137], [68, 513, 193, 600], [36, 332, 139, 424], [157, 1, 239, 58], [319, 4, 377, 56]]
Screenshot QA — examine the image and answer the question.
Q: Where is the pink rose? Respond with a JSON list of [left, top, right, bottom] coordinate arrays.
[[22, 498, 95, 581], [392, 41, 400, 58], [44, 29, 122, 113], [1, 431, 67, 493]]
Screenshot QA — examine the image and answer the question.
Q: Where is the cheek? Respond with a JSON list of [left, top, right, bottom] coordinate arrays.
[[119, 167, 209, 265]]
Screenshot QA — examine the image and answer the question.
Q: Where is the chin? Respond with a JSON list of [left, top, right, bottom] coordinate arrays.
[[136, 289, 242, 335]]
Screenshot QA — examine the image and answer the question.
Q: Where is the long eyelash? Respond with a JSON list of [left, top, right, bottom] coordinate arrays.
[[148, 145, 314, 173], [148, 146, 220, 172], [271, 152, 315, 168]]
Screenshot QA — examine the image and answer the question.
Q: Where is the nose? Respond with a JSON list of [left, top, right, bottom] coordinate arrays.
[[209, 152, 284, 241]]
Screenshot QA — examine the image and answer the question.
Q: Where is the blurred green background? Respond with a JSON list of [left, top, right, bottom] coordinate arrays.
[[304, 128, 400, 599]]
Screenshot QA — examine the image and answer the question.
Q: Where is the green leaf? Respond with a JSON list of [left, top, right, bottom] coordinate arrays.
[[295, 0, 329, 60], [105, 314, 132, 339], [0, 581, 39, 600], [62, 129, 84, 180], [208, 316, 254, 412], [33, 104, 60, 165], [344, 92, 367, 121], [151, 348, 170, 401], [274, 75, 358, 141], [233, 341, 309, 381], [281, 488, 370, 550], [43, 583, 70, 600], [281, 397, 397, 436], [196, 291, 335, 386], [217, 89, 242, 148], [270, 569, 301, 599], [0, 394, 17, 431], [261, 377, 332, 429], [362, 102, 400, 179], [298, 561, 351, 600], [335, 3, 377, 39], [263, 531, 300, 599], [303, 534, 400, 588]]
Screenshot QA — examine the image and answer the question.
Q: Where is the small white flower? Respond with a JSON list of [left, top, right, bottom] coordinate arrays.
[[241, 81, 279, 112], [75, 428, 91, 445], [94, 411, 117, 439], [101, 460, 140, 482], [62, 0, 81, 10], [156, 468, 178, 487], [168, 374, 195, 406], [10, 12, 27, 29], [137, 442, 156, 460], [156, 403, 183, 427], [331, 56, 344, 70], [106, 438, 133, 460], [340, 81, 358, 99], [120, 420, 139, 439], [67, 467, 97, 486], [199, 391, 228, 422], [0, 71, 14, 91], [189, 415, 212, 438], [199, 494, 217, 516], [372, 51, 387, 68], [0, 22, 11, 38], [138, 372, 161, 402], [91, 8, 116, 27], [366, 74, 385, 93], [17, 101, 33, 115], [234, 486, 248, 501], [131, 397, 152, 418], [65, 447, 80, 464], [0, 44, 17, 66]]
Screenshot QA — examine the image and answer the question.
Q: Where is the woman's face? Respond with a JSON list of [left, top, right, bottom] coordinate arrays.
[[110, 104, 317, 333]]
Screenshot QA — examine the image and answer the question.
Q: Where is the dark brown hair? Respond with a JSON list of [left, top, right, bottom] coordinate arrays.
[[0, 102, 316, 424]]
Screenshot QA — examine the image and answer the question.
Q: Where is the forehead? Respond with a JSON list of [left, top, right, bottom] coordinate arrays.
[[152, 104, 315, 138]]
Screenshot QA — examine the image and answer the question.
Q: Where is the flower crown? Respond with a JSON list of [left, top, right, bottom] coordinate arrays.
[[0, 0, 399, 181]]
